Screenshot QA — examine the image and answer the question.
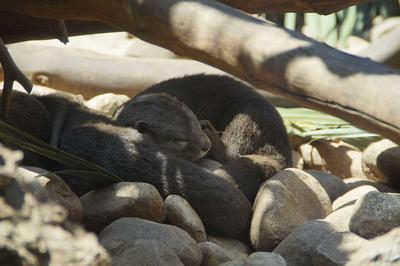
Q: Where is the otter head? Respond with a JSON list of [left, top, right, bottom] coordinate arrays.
[[114, 93, 211, 162]]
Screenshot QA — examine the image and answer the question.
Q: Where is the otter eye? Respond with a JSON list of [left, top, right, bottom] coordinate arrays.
[[135, 121, 149, 133]]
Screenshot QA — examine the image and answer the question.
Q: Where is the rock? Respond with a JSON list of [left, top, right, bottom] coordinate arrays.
[[349, 191, 400, 239], [165, 195, 207, 242], [343, 177, 397, 193], [196, 158, 222, 171], [17, 166, 83, 222], [343, 36, 370, 54], [324, 204, 356, 231], [292, 150, 304, 169], [219, 260, 246, 266], [362, 139, 400, 189], [371, 17, 400, 41], [0, 145, 110, 266], [85, 93, 130, 116], [273, 220, 341, 266], [208, 236, 250, 261], [112, 240, 184, 266], [125, 38, 177, 58], [251, 169, 332, 250], [300, 140, 366, 179], [198, 241, 232, 266], [246, 252, 287, 266], [288, 135, 310, 150], [81, 182, 166, 232], [332, 185, 378, 210], [306, 170, 347, 202], [346, 227, 400, 266], [99, 217, 202, 266], [314, 231, 368, 265]]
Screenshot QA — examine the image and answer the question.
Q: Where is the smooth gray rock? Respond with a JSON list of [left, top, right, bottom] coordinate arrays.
[[306, 170, 347, 202], [332, 185, 378, 210], [273, 220, 341, 266], [246, 252, 287, 266], [198, 242, 232, 266], [165, 195, 207, 242], [346, 228, 400, 266], [85, 93, 129, 116], [17, 166, 83, 222], [208, 236, 250, 261], [81, 182, 166, 232], [112, 240, 184, 266], [300, 140, 366, 179], [0, 146, 110, 266], [99, 217, 202, 266], [349, 191, 400, 239], [314, 232, 368, 265], [251, 169, 332, 250], [343, 177, 397, 193], [362, 139, 400, 189], [324, 204, 356, 231], [218, 260, 246, 266]]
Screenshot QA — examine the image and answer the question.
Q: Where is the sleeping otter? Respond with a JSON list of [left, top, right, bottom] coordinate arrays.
[[113, 93, 211, 162], [116, 74, 292, 201], [2, 89, 251, 239]]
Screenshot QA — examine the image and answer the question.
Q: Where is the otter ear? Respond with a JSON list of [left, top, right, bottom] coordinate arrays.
[[135, 121, 149, 133]]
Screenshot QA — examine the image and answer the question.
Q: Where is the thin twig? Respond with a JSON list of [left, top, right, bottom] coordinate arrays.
[[0, 37, 33, 119], [51, 19, 70, 44]]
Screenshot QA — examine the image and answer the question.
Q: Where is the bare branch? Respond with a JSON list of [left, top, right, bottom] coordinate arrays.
[[0, 0, 399, 143], [217, 0, 377, 14], [0, 38, 32, 118], [0, 11, 114, 44]]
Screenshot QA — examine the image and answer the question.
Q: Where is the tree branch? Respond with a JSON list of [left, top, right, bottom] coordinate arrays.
[[0, 0, 378, 16], [3, 43, 296, 107], [0, 38, 32, 118], [0, 0, 399, 144], [217, 0, 377, 14], [0, 11, 114, 44], [358, 27, 400, 69]]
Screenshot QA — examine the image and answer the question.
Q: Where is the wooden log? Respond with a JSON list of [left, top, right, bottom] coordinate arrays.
[[4, 43, 225, 98], [0, 11, 114, 44], [217, 0, 376, 14], [0, 0, 377, 16], [1, 0, 400, 144], [358, 27, 400, 69], [3, 43, 296, 106]]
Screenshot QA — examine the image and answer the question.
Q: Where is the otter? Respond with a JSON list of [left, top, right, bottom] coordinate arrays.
[[117, 74, 292, 202], [113, 93, 211, 162], [2, 90, 251, 239]]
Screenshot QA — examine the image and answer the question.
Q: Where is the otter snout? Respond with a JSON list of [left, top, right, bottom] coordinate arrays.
[[199, 135, 211, 158], [186, 133, 211, 162]]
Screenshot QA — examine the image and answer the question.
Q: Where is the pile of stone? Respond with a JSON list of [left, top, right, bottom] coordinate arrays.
[[3, 93, 400, 266]]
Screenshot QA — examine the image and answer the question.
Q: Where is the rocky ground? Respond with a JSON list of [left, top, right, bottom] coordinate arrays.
[[1, 92, 399, 266], [3, 21, 400, 265]]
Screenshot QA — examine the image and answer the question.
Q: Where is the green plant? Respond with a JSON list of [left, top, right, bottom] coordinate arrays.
[[277, 107, 381, 149], [280, 0, 400, 48]]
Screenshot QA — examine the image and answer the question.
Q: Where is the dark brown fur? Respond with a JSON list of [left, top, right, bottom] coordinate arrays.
[[132, 74, 292, 202], [2, 90, 251, 239], [114, 93, 211, 162]]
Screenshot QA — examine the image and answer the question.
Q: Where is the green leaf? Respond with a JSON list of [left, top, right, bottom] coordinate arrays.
[[284, 13, 297, 30], [278, 107, 380, 148], [338, 6, 357, 48]]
